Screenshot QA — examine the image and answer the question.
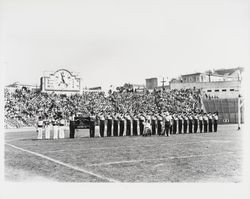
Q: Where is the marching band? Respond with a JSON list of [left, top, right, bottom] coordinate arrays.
[[36, 111, 219, 139]]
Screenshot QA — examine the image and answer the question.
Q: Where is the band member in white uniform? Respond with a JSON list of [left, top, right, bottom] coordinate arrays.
[[52, 116, 59, 139], [44, 117, 51, 139], [37, 116, 44, 139], [59, 116, 65, 139]]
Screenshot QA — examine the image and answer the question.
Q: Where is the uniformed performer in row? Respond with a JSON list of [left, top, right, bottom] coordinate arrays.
[[119, 114, 125, 136], [151, 113, 157, 135], [178, 114, 183, 134], [98, 113, 105, 137], [183, 113, 188, 133], [36, 116, 44, 139], [107, 113, 113, 137], [193, 114, 198, 133], [44, 115, 51, 139], [173, 114, 178, 134], [125, 113, 131, 136], [59, 115, 65, 139], [164, 112, 171, 136], [188, 114, 193, 133], [213, 112, 218, 132], [139, 114, 145, 136], [132, 114, 139, 136], [169, 115, 173, 134], [157, 114, 163, 135], [89, 112, 96, 138], [113, 113, 119, 136], [199, 113, 203, 133], [203, 113, 208, 133], [208, 113, 213, 132], [52, 115, 59, 139]]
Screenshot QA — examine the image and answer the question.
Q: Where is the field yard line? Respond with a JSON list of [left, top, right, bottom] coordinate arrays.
[[45, 139, 232, 153], [5, 143, 120, 183], [88, 151, 238, 166]]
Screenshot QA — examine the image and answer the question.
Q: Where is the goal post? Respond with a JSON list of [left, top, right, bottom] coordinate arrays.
[[238, 95, 244, 130]]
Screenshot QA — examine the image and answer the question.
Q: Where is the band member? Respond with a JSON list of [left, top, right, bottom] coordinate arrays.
[[52, 115, 59, 139], [203, 113, 208, 133], [157, 114, 162, 135], [126, 114, 131, 136], [151, 114, 156, 135], [183, 113, 188, 133], [113, 114, 119, 137], [213, 112, 218, 132], [132, 114, 138, 136], [59, 115, 65, 139], [89, 113, 96, 138], [164, 112, 171, 136], [170, 115, 173, 134], [44, 116, 51, 139], [178, 114, 183, 134], [37, 116, 44, 139], [198, 113, 203, 133], [188, 114, 193, 133], [107, 114, 112, 137], [139, 114, 145, 135], [208, 113, 213, 132], [173, 114, 178, 134], [119, 114, 125, 136], [194, 114, 198, 133], [99, 113, 105, 137], [143, 119, 152, 136]]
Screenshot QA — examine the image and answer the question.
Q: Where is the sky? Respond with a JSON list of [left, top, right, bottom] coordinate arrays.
[[0, 0, 249, 90]]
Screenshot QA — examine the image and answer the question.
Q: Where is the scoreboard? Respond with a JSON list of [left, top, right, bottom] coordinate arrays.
[[41, 69, 81, 93]]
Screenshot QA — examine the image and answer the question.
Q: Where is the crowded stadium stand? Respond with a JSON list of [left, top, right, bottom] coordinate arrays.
[[4, 87, 202, 128]]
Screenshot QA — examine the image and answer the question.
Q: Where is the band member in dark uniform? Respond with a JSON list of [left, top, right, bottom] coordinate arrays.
[[89, 113, 96, 138], [99, 113, 105, 137], [208, 113, 213, 132], [203, 113, 208, 133], [183, 113, 188, 133], [151, 114, 156, 135], [119, 114, 125, 136], [213, 112, 218, 132], [178, 114, 183, 134], [157, 114, 162, 135], [188, 114, 193, 133], [194, 114, 198, 133], [164, 112, 171, 136], [199, 113, 203, 133], [139, 114, 145, 135], [170, 115, 173, 134], [132, 114, 138, 136], [113, 114, 118, 136], [126, 114, 131, 136], [107, 114, 112, 137], [173, 114, 177, 134]]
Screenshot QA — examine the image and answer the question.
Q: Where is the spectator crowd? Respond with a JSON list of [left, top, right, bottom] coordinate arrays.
[[4, 86, 202, 128]]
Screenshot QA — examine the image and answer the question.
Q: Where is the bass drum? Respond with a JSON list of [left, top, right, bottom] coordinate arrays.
[[143, 127, 152, 136]]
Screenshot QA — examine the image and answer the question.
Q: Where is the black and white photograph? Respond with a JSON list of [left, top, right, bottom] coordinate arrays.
[[0, 0, 249, 198]]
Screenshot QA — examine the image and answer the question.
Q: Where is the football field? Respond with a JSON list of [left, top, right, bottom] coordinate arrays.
[[5, 124, 242, 182]]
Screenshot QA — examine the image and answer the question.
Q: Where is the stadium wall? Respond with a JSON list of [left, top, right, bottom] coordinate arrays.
[[170, 80, 241, 99], [203, 98, 244, 124]]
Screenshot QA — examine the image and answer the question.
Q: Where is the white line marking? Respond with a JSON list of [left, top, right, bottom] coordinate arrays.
[[45, 140, 233, 153], [5, 143, 120, 182], [88, 151, 239, 166]]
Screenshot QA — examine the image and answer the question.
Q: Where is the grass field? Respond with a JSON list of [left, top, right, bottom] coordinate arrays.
[[4, 124, 242, 182]]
